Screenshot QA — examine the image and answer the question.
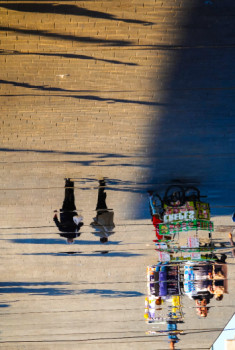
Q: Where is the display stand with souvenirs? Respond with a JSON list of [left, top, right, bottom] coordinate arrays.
[[145, 186, 229, 348]]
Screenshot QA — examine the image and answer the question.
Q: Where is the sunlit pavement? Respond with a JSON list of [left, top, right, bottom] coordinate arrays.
[[0, 1, 235, 349]]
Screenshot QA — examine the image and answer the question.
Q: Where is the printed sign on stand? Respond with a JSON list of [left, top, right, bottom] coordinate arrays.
[[164, 210, 195, 223], [187, 237, 199, 248], [158, 251, 171, 262], [164, 202, 210, 222]]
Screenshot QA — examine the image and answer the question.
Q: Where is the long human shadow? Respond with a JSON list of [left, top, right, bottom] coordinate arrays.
[[0, 26, 133, 46], [0, 147, 129, 158], [0, 282, 69, 286], [0, 49, 138, 66], [6, 238, 65, 245], [0, 147, 139, 169], [0, 281, 74, 296], [7, 238, 121, 245], [133, 0, 235, 219], [0, 3, 153, 25], [0, 282, 143, 298]]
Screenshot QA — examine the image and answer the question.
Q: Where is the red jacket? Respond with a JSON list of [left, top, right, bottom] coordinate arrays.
[[152, 216, 164, 240]]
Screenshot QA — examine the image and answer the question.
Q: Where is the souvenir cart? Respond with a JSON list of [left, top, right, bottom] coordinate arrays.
[[145, 186, 224, 334]]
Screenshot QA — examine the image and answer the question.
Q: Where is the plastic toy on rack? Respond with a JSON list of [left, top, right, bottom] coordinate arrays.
[[170, 295, 184, 321], [144, 295, 167, 323], [144, 293, 184, 325]]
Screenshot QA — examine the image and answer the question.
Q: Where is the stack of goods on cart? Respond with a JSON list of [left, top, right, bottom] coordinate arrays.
[[144, 295, 166, 324], [147, 264, 181, 297], [145, 264, 183, 324], [183, 261, 228, 299]]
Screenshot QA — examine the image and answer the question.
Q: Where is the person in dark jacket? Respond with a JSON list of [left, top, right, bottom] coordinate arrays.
[[53, 178, 83, 243]]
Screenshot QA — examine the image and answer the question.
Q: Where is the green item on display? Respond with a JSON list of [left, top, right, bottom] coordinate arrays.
[[159, 219, 214, 235]]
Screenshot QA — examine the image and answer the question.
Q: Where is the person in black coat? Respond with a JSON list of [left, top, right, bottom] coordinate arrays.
[[53, 178, 83, 243]]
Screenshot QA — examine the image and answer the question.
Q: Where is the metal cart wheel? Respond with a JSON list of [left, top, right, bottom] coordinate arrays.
[[184, 186, 201, 202], [163, 185, 186, 207]]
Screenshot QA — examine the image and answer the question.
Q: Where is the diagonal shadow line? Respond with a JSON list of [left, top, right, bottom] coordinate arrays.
[[22, 252, 143, 257], [0, 26, 133, 47], [0, 147, 130, 158], [0, 79, 113, 93], [0, 94, 162, 107], [0, 3, 154, 25], [68, 161, 138, 167], [0, 80, 164, 106], [0, 49, 138, 66], [58, 159, 102, 166], [70, 94, 163, 106], [0, 160, 140, 167], [127, 44, 235, 50]]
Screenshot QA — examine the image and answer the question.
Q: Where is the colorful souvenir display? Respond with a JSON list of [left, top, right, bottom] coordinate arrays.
[[159, 219, 214, 235], [163, 201, 210, 222]]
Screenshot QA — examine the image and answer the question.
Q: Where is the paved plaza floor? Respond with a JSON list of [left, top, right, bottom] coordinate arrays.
[[0, 1, 235, 349]]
